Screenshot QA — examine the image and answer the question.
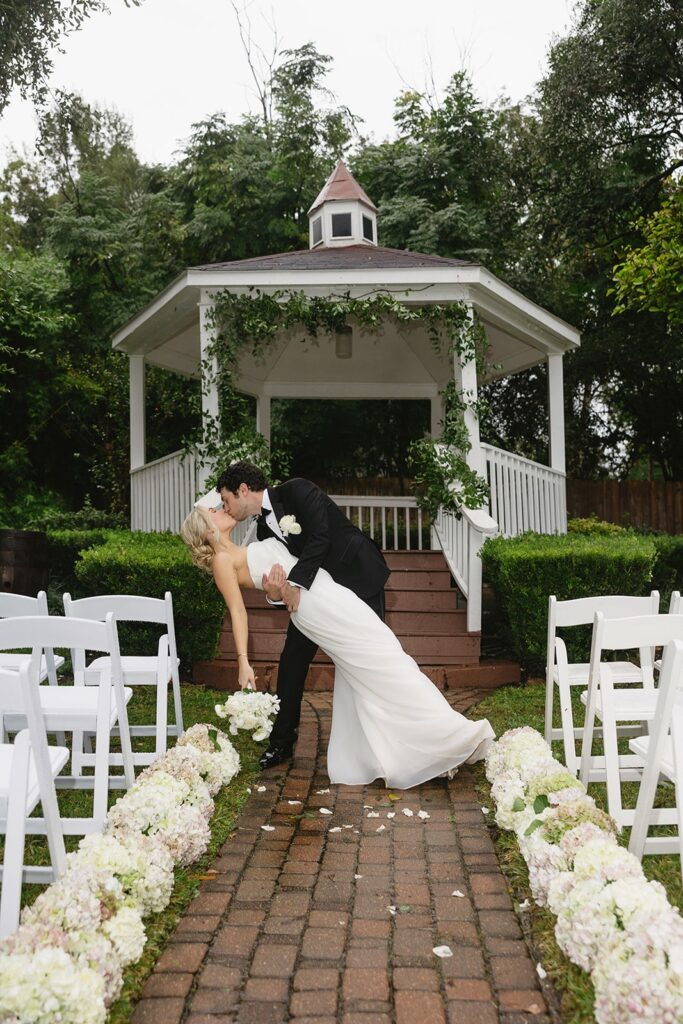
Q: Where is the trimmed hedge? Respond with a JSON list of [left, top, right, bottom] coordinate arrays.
[[481, 531, 657, 674], [75, 531, 225, 674], [46, 529, 114, 603]]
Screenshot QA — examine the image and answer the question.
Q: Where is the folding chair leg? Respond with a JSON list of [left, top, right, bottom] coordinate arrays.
[[558, 682, 578, 775], [92, 682, 113, 830], [628, 746, 662, 861], [171, 664, 184, 736], [155, 675, 168, 758], [544, 671, 553, 748], [0, 733, 30, 938], [71, 727, 85, 777], [602, 703, 626, 828]]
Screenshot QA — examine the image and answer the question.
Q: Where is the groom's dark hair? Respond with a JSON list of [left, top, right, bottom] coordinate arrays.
[[217, 461, 268, 494]]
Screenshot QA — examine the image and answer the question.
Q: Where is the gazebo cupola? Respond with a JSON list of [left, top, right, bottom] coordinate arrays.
[[307, 159, 378, 249]]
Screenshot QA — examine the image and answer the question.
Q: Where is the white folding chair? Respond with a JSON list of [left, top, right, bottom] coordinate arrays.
[[628, 638, 683, 878], [64, 592, 183, 766], [579, 613, 683, 829], [0, 661, 68, 937], [0, 616, 134, 835], [0, 591, 64, 684], [653, 591, 681, 673], [544, 592, 660, 774]]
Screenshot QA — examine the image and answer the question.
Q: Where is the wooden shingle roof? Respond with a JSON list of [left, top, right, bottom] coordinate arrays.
[[192, 245, 477, 273]]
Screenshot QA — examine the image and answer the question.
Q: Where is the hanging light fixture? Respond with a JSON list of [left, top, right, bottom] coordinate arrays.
[[335, 323, 353, 359]]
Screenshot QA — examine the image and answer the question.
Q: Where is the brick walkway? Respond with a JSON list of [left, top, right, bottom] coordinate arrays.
[[133, 690, 554, 1024]]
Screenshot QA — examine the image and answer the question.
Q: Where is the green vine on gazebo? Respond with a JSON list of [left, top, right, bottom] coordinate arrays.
[[195, 288, 490, 516]]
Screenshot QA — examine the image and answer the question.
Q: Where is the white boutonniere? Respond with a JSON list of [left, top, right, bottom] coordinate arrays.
[[279, 514, 302, 537]]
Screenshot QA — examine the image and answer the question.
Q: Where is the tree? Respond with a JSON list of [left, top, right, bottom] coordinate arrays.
[[0, 1, 139, 114]]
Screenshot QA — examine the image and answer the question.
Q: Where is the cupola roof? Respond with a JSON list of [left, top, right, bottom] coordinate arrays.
[[308, 159, 377, 215]]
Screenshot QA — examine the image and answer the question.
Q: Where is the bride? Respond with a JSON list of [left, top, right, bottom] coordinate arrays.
[[181, 505, 494, 790]]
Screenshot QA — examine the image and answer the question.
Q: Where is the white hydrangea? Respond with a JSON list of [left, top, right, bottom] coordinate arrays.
[[571, 837, 644, 887], [485, 727, 549, 781], [101, 907, 146, 967], [593, 942, 683, 1024], [21, 865, 124, 934], [137, 758, 215, 820], [67, 830, 175, 917], [522, 830, 569, 906], [215, 689, 280, 742], [178, 724, 241, 790], [0, 948, 106, 1024]]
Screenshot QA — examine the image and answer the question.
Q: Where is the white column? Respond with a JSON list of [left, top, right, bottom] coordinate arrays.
[[256, 394, 271, 444], [453, 307, 484, 476], [198, 293, 220, 489], [547, 352, 566, 474], [129, 355, 146, 470]]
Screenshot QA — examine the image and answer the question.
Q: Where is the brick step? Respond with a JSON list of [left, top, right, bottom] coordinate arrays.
[[240, 582, 459, 610], [382, 550, 445, 569], [218, 630, 479, 663], [221, 607, 467, 636], [192, 657, 519, 693], [385, 569, 453, 591]]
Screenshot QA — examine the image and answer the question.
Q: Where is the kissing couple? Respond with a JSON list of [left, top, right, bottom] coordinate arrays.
[[181, 462, 494, 790]]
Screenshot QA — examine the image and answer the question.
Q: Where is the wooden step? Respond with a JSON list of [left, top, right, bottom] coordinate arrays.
[[218, 629, 480, 664], [386, 569, 453, 591], [383, 551, 446, 569], [219, 607, 467, 637]]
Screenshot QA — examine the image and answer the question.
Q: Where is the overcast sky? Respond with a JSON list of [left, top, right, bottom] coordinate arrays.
[[1, 0, 576, 167]]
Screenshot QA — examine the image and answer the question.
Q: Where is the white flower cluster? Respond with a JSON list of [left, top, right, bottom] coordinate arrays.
[[215, 689, 280, 742], [0, 722, 242, 1023], [486, 727, 683, 1023]]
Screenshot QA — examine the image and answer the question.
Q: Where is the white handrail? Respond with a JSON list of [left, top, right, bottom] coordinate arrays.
[[329, 495, 428, 551], [482, 442, 567, 536], [432, 500, 497, 634]]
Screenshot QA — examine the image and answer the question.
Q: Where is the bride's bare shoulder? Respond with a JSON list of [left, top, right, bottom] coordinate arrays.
[[212, 549, 236, 575]]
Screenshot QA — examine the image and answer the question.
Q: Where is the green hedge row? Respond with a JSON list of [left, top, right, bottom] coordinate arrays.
[[74, 532, 225, 672], [481, 531, 658, 673]]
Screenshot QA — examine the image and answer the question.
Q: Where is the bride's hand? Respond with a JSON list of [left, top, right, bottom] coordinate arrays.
[[238, 657, 257, 690], [263, 563, 287, 601]]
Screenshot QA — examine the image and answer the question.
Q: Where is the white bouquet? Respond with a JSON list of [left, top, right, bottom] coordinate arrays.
[[215, 689, 280, 742]]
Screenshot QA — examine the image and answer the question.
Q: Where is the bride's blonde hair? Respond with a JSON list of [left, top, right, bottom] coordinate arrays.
[[180, 508, 217, 573]]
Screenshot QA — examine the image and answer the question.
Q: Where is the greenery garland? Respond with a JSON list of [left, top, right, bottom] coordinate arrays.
[[195, 288, 490, 515]]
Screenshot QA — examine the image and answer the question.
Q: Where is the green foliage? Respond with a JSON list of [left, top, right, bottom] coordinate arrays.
[[74, 531, 226, 669], [409, 380, 490, 517], [613, 181, 683, 325], [651, 534, 683, 607], [567, 516, 628, 536], [481, 531, 657, 672], [46, 528, 113, 603]]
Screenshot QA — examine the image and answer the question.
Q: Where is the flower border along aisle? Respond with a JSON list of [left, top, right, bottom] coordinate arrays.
[[485, 728, 683, 1023], [0, 718, 251, 1024]]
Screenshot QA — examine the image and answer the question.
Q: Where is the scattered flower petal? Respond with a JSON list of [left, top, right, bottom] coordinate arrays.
[[451, 890, 465, 898], [481, 806, 490, 815], [433, 945, 453, 958], [256, 785, 266, 792], [387, 905, 397, 916], [518, 899, 530, 910], [329, 827, 342, 833], [363, 804, 373, 809], [260, 825, 275, 832], [376, 825, 386, 833], [536, 963, 547, 980], [418, 810, 430, 819], [343, 824, 354, 829], [287, 800, 302, 805], [354, 874, 363, 879], [402, 808, 414, 817], [387, 812, 396, 819], [367, 811, 380, 818], [316, 788, 330, 794], [319, 808, 333, 815]]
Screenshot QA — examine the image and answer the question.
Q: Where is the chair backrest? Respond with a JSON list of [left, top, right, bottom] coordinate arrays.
[[589, 612, 683, 689], [550, 592, 660, 630], [0, 660, 48, 745], [670, 591, 681, 615], [0, 615, 121, 712], [64, 592, 170, 626], [0, 590, 48, 619]]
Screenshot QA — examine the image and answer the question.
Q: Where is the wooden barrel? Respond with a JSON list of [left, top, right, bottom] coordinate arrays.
[[0, 529, 49, 596]]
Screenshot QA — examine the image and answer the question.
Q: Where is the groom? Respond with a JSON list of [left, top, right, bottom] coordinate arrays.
[[217, 462, 390, 769]]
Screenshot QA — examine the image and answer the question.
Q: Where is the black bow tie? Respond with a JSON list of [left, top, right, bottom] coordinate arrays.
[[260, 506, 272, 519]]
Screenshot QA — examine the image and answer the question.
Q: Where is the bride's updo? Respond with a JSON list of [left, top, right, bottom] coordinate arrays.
[[181, 508, 217, 573]]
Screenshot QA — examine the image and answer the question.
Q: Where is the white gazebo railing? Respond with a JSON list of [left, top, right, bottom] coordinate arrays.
[[131, 450, 199, 533], [329, 495, 429, 551], [482, 443, 567, 537]]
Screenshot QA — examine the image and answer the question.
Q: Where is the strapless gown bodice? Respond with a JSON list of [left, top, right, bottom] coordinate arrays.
[[246, 538, 298, 589]]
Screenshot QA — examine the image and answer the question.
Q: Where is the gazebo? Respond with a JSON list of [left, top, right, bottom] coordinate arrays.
[[112, 160, 580, 648]]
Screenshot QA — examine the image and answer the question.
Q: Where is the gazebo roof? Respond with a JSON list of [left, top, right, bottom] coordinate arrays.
[[308, 159, 377, 215], [192, 245, 476, 273]]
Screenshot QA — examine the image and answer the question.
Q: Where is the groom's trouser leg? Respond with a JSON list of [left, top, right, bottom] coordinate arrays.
[[270, 623, 317, 748], [269, 586, 386, 748]]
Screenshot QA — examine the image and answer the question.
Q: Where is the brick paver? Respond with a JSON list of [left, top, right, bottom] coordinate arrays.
[[132, 690, 554, 1024]]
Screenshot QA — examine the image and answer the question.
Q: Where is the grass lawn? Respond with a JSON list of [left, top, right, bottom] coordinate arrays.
[[3, 683, 266, 1023], [471, 680, 683, 1024]]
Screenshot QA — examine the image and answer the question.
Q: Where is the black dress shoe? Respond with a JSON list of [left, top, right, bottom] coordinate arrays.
[[259, 744, 294, 770]]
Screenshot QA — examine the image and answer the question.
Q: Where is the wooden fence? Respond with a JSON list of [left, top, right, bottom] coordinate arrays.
[[567, 480, 683, 534]]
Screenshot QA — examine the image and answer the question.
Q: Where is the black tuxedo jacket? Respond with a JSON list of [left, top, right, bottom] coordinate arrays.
[[255, 478, 390, 601]]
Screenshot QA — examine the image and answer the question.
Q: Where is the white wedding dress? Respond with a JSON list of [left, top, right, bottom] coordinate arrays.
[[247, 538, 495, 790]]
